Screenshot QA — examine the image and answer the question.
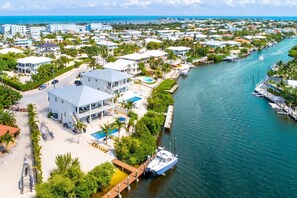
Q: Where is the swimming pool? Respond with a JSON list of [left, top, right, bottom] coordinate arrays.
[[141, 76, 156, 84], [91, 128, 118, 139], [126, 96, 142, 103], [118, 117, 126, 122]]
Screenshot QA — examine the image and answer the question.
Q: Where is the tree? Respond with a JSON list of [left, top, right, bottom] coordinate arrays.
[[73, 120, 86, 143], [112, 119, 126, 139], [124, 100, 136, 113], [101, 123, 114, 145], [0, 131, 14, 150], [53, 153, 80, 175], [0, 111, 16, 127]]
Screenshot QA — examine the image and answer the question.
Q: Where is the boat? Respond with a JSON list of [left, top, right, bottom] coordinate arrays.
[[259, 56, 264, 61], [145, 147, 178, 176], [19, 155, 34, 194], [180, 64, 190, 76], [223, 54, 239, 62]]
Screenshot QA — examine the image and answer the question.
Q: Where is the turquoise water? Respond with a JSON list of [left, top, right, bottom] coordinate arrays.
[[124, 38, 297, 197], [143, 77, 154, 83], [126, 96, 142, 103], [1, 16, 297, 25], [91, 129, 118, 139]]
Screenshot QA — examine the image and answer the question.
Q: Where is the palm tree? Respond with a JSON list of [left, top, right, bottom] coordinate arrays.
[[101, 123, 114, 145], [0, 111, 16, 127], [112, 119, 126, 139], [0, 131, 14, 150], [125, 101, 136, 113], [73, 120, 86, 143], [114, 92, 121, 104]]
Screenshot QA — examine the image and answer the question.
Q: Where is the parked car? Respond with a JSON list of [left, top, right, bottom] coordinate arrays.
[[39, 84, 47, 90], [74, 80, 82, 86], [51, 79, 59, 85]]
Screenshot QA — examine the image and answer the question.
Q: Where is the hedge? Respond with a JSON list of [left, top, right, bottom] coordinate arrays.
[[3, 65, 75, 91]]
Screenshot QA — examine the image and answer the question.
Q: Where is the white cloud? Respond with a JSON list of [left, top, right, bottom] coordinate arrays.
[[224, 0, 297, 6], [0, 2, 12, 10]]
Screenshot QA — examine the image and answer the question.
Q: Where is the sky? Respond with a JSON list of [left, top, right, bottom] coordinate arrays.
[[0, 0, 297, 16]]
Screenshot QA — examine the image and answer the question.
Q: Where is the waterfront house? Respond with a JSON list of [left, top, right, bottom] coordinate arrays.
[[80, 69, 132, 94], [167, 46, 191, 56], [48, 85, 114, 125], [36, 43, 60, 56], [104, 59, 140, 75], [16, 56, 52, 74]]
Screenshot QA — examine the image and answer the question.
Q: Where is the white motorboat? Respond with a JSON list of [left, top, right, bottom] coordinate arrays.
[[259, 56, 264, 61], [145, 147, 178, 176]]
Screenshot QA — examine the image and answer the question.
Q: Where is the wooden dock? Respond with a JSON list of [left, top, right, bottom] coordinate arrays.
[[168, 85, 178, 94], [164, 105, 174, 130], [102, 159, 150, 198]]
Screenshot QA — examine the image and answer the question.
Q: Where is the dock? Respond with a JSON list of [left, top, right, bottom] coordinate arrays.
[[254, 81, 297, 121], [164, 105, 174, 130], [102, 159, 151, 198], [168, 85, 178, 94]]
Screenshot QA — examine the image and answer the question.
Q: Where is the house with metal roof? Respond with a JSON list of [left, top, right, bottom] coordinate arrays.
[[16, 56, 52, 74], [36, 43, 60, 56], [48, 85, 114, 125], [103, 59, 139, 75], [80, 69, 132, 94]]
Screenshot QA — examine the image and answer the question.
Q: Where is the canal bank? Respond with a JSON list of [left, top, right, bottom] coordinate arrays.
[[122, 38, 297, 197]]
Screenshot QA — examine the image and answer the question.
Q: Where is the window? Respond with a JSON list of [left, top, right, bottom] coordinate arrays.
[[48, 97, 50, 101], [95, 79, 97, 82], [88, 78, 90, 82], [62, 100, 64, 104], [55, 97, 57, 102]]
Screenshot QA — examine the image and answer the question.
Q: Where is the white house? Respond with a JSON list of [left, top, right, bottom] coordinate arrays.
[[48, 85, 114, 125], [29, 26, 46, 37], [14, 38, 32, 48], [0, 24, 27, 35], [0, 48, 23, 54], [167, 46, 191, 56], [16, 56, 52, 74], [86, 23, 112, 31], [36, 43, 60, 56], [48, 24, 79, 33], [81, 69, 132, 94], [145, 38, 162, 44], [104, 59, 139, 75], [125, 30, 142, 37]]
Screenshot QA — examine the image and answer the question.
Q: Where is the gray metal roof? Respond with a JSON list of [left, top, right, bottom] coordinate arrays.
[[48, 85, 113, 107], [81, 69, 131, 82]]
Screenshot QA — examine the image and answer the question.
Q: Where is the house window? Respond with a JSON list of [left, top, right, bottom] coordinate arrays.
[[64, 112, 66, 117], [62, 100, 64, 104], [95, 79, 97, 82], [55, 97, 57, 102], [88, 78, 90, 82], [48, 97, 50, 101]]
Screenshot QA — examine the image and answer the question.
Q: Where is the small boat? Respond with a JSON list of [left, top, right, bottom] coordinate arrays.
[[180, 65, 190, 76], [259, 56, 264, 61], [223, 54, 239, 62], [145, 147, 178, 176]]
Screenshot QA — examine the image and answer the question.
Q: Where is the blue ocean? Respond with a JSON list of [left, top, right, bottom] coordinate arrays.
[[0, 16, 297, 25]]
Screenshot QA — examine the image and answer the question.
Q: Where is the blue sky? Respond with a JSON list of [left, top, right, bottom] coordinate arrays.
[[0, 0, 297, 16]]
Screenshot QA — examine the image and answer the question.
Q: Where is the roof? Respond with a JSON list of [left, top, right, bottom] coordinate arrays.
[[104, 59, 136, 71], [288, 80, 297, 88], [145, 38, 162, 43], [144, 50, 168, 57], [37, 43, 58, 48], [0, 125, 20, 137], [119, 53, 150, 61], [48, 85, 113, 107], [0, 48, 24, 54], [167, 46, 191, 51], [81, 69, 131, 82], [96, 41, 118, 47], [17, 56, 52, 64]]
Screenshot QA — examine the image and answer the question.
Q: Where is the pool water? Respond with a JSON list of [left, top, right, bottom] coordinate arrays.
[[118, 117, 126, 122], [126, 96, 142, 103], [142, 76, 155, 83], [91, 128, 118, 139]]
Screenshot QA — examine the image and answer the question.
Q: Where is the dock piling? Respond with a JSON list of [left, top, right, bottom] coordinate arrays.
[[127, 176, 131, 191], [118, 184, 121, 198]]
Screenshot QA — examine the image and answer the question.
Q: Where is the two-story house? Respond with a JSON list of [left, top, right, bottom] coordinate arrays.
[[36, 43, 60, 56], [48, 85, 114, 126], [80, 69, 132, 94], [16, 56, 52, 74]]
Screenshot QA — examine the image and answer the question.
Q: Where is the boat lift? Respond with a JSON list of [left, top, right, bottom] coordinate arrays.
[[19, 155, 34, 194], [40, 121, 54, 141]]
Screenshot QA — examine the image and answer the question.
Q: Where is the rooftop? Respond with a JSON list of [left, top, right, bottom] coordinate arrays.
[[0, 48, 23, 54], [17, 56, 52, 64], [0, 125, 20, 137], [104, 59, 136, 71], [81, 69, 131, 82], [48, 85, 113, 107], [167, 46, 191, 51]]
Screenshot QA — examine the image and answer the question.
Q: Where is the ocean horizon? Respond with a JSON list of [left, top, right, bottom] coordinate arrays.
[[1, 15, 297, 25]]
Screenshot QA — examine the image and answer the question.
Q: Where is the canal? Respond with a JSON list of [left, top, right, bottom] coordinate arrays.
[[124, 38, 297, 197]]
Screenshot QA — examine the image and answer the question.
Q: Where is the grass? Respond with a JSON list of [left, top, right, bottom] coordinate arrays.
[[91, 168, 128, 198]]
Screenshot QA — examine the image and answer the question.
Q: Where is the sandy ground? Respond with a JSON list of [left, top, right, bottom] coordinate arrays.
[[0, 112, 35, 198]]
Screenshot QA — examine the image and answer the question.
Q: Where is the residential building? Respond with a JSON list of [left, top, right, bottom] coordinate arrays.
[[96, 41, 118, 50], [167, 46, 191, 56], [86, 23, 113, 31], [0, 48, 24, 54], [16, 56, 52, 74], [104, 59, 139, 75], [48, 24, 78, 33], [29, 26, 46, 37], [81, 69, 132, 94], [48, 85, 114, 125], [0, 24, 27, 35], [14, 38, 32, 48], [36, 43, 60, 56], [125, 30, 142, 37]]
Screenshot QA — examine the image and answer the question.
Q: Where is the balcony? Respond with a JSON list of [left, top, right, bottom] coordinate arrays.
[[78, 103, 114, 118]]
